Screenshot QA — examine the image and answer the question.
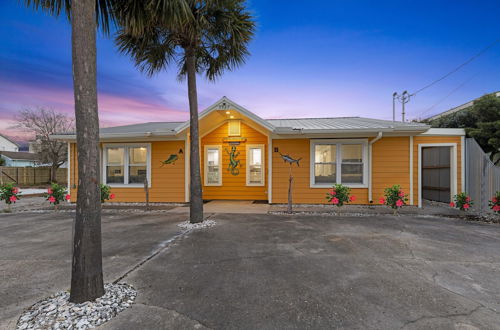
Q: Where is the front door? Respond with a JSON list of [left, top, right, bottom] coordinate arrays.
[[422, 146, 451, 203]]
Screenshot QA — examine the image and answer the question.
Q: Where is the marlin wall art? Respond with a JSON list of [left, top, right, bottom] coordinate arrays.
[[279, 152, 302, 167]]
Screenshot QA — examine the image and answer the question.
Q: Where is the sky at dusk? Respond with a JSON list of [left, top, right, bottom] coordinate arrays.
[[1, 0, 500, 142]]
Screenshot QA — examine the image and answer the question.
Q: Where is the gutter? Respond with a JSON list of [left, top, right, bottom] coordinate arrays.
[[368, 132, 383, 202], [50, 131, 178, 141]]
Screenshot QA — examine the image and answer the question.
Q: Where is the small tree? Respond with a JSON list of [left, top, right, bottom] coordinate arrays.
[[0, 183, 20, 212], [380, 185, 408, 215], [450, 192, 473, 211], [16, 108, 74, 182]]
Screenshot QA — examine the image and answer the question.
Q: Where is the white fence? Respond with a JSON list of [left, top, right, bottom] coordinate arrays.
[[465, 138, 500, 214]]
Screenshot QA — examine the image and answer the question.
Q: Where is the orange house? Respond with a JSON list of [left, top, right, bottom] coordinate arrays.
[[54, 97, 466, 207]]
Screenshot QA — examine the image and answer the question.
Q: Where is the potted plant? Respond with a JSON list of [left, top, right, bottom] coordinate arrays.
[[449, 192, 473, 212], [326, 183, 356, 215], [0, 183, 20, 212], [45, 183, 70, 210], [380, 185, 408, 215]]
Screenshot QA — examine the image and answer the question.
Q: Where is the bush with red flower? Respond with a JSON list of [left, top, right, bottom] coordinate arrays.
[[488, 191, 500, 214], [450, 192, 473, 211], [380, 185, 408, 214], [326, 184, 355, 207], [45, 183, 70, 209], [100, 184, 115, 203], [1, 183, 21, 211]]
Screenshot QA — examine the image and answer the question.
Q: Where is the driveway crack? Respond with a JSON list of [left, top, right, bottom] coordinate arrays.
[[400, 305, 483, 329]]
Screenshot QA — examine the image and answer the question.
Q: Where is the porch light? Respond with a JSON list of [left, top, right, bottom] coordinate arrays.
[[225, 111, 230, 114], [230, 115, 234, 119]]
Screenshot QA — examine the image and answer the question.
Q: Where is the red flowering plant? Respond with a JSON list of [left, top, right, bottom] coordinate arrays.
[[326, 184, 356, 208], [488, 191, 500, 214], [380, 185, 408, 215], [45, 183, 70, 210], [0, 183, 21, 212], [450, 192, 473, 211], [100, 184, 115, 203]]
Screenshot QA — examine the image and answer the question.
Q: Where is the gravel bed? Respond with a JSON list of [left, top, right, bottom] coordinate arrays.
[[16, 283, 136, 330], [178, 219, 217, 229]]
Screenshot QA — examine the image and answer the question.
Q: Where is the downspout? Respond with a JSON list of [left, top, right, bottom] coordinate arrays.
[[368, 132, 383, 202]]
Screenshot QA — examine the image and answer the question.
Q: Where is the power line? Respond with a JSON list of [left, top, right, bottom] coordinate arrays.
[[414, 72, 479, 120], [410, 38, 500, 97]]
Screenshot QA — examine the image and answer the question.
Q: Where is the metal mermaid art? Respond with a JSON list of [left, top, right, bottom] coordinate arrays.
[[225, 145, 241, 175]]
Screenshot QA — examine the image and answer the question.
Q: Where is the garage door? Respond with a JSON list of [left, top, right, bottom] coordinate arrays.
[[422, 146, 451, 203]]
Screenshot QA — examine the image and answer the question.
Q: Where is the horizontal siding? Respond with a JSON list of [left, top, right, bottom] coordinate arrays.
[[70, 140, 185, 203], [271, 139, 369, 204]]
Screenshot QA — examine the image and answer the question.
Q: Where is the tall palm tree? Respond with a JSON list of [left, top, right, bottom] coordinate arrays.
[[24, 0, 110, 303], [24, 0, 191, 302], [115, 0, 255, 223]]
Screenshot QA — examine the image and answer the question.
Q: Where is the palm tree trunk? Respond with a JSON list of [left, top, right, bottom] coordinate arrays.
[[185, 47, 204, 223], [69, 0, 104, 303]]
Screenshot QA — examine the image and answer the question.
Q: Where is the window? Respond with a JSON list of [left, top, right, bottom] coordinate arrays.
[[311, 140, 367, 187], [103, 144, 150, 186], [204, 145, 222, 186], [228, 120, 241, 136], [246, 144, 264, 186]]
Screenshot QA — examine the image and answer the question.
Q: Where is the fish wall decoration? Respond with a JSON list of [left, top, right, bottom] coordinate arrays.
[[279, 152, 302, 167], [160, 153, 179, 166]]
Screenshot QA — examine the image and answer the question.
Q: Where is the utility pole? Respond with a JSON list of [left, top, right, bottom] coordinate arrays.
[[392, 90, 412, 122], [392, 92, 398, 122]]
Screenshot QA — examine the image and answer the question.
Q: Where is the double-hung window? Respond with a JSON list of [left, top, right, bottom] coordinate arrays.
[[246, 144, 264, 186], [103, 144, 151, 186], [311, 139, 367, 187], [204, 145, 222, 186]]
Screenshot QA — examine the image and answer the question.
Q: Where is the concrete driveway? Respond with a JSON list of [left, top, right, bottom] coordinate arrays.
[[1, 212, 499, 329]]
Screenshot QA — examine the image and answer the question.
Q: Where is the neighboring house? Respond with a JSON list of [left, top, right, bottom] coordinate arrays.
[[0, 151, 39, 167], [423, 91, 500, 122], [53, 97, 466, 207], [0, 134, 19, 152]]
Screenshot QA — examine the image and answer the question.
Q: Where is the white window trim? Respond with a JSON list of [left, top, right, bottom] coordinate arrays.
[[246, 144, 265, 186], [310, 139, 369, 188], [102, 143, 151, 188], [204, 145, 222, 186], [228, 120, 241, 136]]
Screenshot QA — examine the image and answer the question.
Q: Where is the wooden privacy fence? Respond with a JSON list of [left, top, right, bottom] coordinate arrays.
[[0, 167, 67, 186], [465, 138, 500, 214]]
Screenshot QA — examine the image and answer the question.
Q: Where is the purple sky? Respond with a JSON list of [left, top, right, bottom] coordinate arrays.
[[1, 0, 500, 142]]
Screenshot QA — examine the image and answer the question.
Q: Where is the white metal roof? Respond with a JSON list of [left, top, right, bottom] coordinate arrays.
[[51, 97, 434, 140], [267, 117, 427, 130]]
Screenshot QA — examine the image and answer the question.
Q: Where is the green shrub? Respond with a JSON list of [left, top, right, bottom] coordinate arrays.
[[100, 184, 115, 203], [450, 192, 473, 211], [380, 185, 408, 212], [46, 183, 69, 206], [489, 191, 500, 214], [326, 183, 356, 207], [0, 183, 20, 206]]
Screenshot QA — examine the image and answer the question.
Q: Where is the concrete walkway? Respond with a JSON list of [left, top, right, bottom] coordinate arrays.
[[168, 200, 270, 214]]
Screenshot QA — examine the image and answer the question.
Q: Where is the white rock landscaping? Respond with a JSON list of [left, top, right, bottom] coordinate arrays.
[[16, 283, 136, 330], [178, 219, 217, 230]]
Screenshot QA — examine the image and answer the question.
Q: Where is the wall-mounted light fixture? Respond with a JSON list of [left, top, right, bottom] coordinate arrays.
[[178, 148, 183, 154], [225, 111, 230, 114], [230, 115, 234, 119]]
